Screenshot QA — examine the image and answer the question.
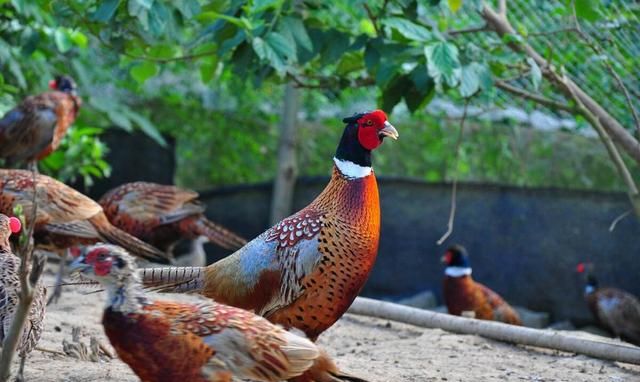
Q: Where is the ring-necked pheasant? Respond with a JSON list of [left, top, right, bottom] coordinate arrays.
[[98, 182, 247, 255], [576, 262, 640, 346], [0, 75, 81, 170], [0, 169, 168, 303], [69, 244, 363, 382], [0, 214, 47, 381], [138, 110, 396, 381], [441, 244, 522, 325]]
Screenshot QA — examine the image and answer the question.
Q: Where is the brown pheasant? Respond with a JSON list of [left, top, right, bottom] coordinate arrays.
[[441, 245, 522, 325], [139, 110, 396, 381], [577, 262, 640, 346], [0, 169, 169, 302], [0, 214, 47, 381], [69, 244, 363, 382], [0, 75, 81, 169], [98, 181, 247, 254]]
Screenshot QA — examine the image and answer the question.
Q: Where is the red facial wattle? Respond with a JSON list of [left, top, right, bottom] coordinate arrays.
[[49, 79, 57, 90], [9, 217, 21, 234], [357, 110, 389, 151], [94, 260, 112, 276], [576, 263, 585, 273]]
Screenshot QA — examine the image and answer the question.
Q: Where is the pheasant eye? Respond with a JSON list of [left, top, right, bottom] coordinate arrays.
[[366, 120, 373, 126]]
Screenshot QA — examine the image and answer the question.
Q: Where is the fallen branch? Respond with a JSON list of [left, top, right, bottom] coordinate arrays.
[[348, 297, 640, 365]]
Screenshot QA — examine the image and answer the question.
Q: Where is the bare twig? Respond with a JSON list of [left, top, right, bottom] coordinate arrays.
[[437, 99, 471, 245], [289, 74, 374, 89], [494, 80, 576, 113], [527, 27, 579, 37], [446, 24, 489, 37], [499, 0, 507, 16], [121, 50, 218, 64], [609, 209, 632, 232], [568, 2, 640, 140], [363, 4, 381, 36], [34, 347, 66, 357]]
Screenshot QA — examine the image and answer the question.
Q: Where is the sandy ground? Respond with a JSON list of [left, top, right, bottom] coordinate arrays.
[[12, 270, 640, 382]]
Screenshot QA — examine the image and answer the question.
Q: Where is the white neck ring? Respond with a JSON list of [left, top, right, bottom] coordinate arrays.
[[445, 267, 472, 277], [333, 157, 372, 178]]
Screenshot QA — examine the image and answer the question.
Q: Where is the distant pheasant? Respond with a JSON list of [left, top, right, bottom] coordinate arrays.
[[0, 169, 168, 302], [577, 262, 640, 346], [0, 214, 47, 380], [441, 245, 522, 325], [99, 181, 247, 254], [70, 244, 364, 382], [0, 75, 81, 169]]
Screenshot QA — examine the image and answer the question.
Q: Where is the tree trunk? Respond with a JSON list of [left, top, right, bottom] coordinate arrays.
[[270, 83, 299, 225], [348, 297, 640, 365]]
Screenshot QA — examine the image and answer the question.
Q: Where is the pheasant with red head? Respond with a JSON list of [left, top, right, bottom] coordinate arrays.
[[68, 244, 357, 382], [138, 110, 395, 380], [0, 214, 47, 380], [576, 262, 640, 346], [441, 245, 522, 325], [0, 75, 81, 169], [99, 181, 247, 254], [0, 169, 168, 303]]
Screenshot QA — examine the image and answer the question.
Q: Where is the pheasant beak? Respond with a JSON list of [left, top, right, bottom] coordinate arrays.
[[68, 256, 91, 274], [379, 121, 399, 140]]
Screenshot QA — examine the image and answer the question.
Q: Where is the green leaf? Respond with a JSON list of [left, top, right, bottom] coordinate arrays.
[[69, 30, 88, 48], [124, 110, 167, 147], [336, 51, 364, 75], [128, 0, 152, 28], [526, 57, 541, 91], [108, 110, 133, 130], [424, 41, 460, 87], [253, 32, 295, 74], [459, 63, 482, 97], [359, 19, 377, 37], [382, 17, 432, 42], [130, 61, 159, 84], [54, 29, 72, 53], [448, 0, 462, 12], [266, 32, 296, 60], [200, 56, 218, 83], [572, 0, 600, 22], [175, 0, 201, 19], [90, 0, 120, 22], [250, 0, 282, 14], [280, 17, 313, 52], [149, 1, 170, 36], [381, 75, 412, 112]]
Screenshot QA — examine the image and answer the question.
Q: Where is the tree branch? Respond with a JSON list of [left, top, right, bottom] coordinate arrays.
[[494, 80, 576, 113], [446, 24, 489, 37], [437, 99, 471, 245], [499, 0, 507, 16]]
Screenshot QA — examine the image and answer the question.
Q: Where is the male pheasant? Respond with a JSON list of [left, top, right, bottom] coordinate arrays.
[[69, 244, 360, 382], [0, 75, 81, 169], [138, 110, 396, 381], [0, 214, 47, 381], [98, 181, 247, 254], [0, 169, 168, 302], [441, 244, 521, 325], [577, 262, 640, 346]]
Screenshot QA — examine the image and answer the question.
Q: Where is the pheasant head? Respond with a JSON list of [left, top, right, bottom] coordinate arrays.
[[49, 75, 78, 95], [69, 244, 138, 289]]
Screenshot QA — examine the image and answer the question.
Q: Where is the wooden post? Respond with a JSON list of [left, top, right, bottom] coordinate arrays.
[[348, 297, 640, 365], [270, 83, 299, 225]]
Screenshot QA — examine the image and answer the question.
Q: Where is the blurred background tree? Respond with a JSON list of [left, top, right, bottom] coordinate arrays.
[[1, 0, 638, 210]]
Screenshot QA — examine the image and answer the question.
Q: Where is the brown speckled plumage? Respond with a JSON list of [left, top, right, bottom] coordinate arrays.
[[99, 182, 246, 253], [0, 169, 167, 262], [72, 245, 321, 382], [0, 78, 81, 165], [0, 214, 46, 359]]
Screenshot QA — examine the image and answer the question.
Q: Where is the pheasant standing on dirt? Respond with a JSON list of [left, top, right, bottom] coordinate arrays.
[[139, 110, 396, 381], [98, 182, 247, 255], [441, 244, 522, 325], [68, 244, 360, 382], [0, 169, 169, 303], [577, 262, 640, 346], [0, 214, 47, 380], [0, 75, 81, 170]]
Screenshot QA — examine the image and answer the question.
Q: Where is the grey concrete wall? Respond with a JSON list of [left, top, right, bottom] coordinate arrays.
[[198, 177, 640, 324]]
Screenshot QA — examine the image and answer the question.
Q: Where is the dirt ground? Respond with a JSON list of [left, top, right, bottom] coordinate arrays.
[[13, 270, 640, 382]]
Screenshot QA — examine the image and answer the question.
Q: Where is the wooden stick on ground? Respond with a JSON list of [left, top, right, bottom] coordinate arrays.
[[348, 297, 640, 365]]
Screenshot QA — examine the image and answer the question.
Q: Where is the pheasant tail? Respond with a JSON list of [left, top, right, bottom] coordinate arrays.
[[139, 266, 205, 293], [190, 218, 247, 250], [90, 214, 168, 262]]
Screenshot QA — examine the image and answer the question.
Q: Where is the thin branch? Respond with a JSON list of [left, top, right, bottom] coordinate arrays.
[[289, 74, 374, 89], [363, 4, 381, 36], [499, 0, 507, 16], [609, 209, 632, 232], [446, 24, 489, 37], [121, 50, 218, 64], [568, 4, 640, 141], [527, 27, 579, 37], [494, 80, 576, 113], [437, 99, 471, 245]]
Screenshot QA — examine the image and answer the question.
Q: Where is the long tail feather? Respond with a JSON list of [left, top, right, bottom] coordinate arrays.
[[192, 218, 247, 250], [90, 213, 169, 262], [139, 266, 205, 293]]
